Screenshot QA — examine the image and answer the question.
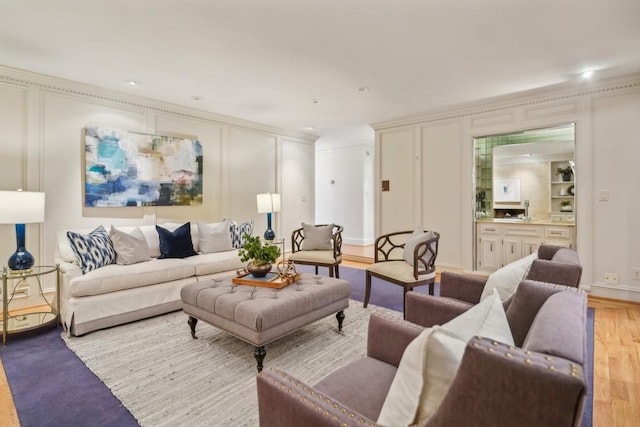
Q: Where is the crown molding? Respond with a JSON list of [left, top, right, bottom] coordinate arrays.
[[0, 65, 318, 143], [370, 73, 640, 130]]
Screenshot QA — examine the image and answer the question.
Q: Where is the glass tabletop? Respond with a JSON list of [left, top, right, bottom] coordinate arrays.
[[2, 265, 57, 278]]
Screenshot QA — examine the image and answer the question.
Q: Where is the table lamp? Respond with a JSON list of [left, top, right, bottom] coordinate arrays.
[[256, 193, 281, 241], [0, 190, 46, 272]]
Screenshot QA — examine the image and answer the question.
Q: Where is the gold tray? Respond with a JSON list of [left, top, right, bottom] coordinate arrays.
[[232, 271, 300, 289]]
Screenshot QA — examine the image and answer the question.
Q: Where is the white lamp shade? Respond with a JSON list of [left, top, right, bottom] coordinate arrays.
[[256, 193, 281, 213], [0, 191, 46, 224]]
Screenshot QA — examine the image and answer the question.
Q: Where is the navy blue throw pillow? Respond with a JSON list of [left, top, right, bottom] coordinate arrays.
[[156, 222, 197, 259]]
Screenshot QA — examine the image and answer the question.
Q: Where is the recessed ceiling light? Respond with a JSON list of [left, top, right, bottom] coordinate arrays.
[[191, 96, 203, 101], [128, 81, 140, 86], [357, 86, 370, 92], [302, 126, 315, 131], [311, 99, 322, 104], [582, 70, 594, 79]]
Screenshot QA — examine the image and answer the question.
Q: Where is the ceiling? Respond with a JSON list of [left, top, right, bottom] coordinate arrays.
[[2, 0, 640, 141]]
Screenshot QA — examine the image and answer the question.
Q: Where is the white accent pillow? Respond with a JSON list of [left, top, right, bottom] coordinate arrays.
[[377, 290, 513, 426], [402, 227, 436, 266], [198, 221, 234, 253], [301, 223, 334, 250], [109, 226, 151, 265], [480, 252, 538, 302]]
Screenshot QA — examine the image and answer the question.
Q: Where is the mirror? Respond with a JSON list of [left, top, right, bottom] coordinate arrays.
[[474, 123, 575, 222]]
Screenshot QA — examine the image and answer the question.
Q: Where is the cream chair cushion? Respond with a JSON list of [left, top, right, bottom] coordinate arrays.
[[289, 250, 340, 264], [366, 260, 435, 283]]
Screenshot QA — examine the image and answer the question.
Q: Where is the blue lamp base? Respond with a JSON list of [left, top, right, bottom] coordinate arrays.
[[263, 212, 275, 241], [8, 224, 35, 272]]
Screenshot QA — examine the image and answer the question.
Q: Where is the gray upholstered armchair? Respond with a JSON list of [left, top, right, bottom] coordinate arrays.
[[256, 280, 588, 426], [288, 223, 343, 278], [406, 245, 582, 327], [364, 229, 439, 318]]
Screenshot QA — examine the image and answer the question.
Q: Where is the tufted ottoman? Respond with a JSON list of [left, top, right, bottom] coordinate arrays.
[[180, 273, 352, 371]]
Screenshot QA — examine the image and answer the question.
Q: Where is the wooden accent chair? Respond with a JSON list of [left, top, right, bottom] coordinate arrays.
[[364, 229, 439, 318], [289, 224, 343, 278]]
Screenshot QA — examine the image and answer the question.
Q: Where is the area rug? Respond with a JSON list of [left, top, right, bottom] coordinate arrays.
[[62, 300, 399, 426], [2, 265, 594, 426]]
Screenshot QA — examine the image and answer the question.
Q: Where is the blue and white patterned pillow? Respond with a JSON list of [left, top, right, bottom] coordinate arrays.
[[67, 226, 116, 274], [228, 220, 254, 248]]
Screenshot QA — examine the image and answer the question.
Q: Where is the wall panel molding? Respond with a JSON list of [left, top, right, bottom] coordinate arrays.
[[371, 74, 640, 131], [0, 66, 316, 143]]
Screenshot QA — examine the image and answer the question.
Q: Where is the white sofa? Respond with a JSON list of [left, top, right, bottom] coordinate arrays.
[[55, 223, 246, 336]]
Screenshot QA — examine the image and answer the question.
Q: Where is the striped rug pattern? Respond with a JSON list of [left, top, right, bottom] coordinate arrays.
[[62, 300, 399, 426]]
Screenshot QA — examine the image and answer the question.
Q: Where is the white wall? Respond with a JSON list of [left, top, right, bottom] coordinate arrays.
[[0, 66, 316, 290], [373, 74, 640, 302], [315, 137, 375, 246]]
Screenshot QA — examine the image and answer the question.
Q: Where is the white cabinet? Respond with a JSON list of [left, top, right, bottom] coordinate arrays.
[[476, 222, 574, 273]]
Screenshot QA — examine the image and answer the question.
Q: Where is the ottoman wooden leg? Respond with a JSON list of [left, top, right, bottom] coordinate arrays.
[[255, 346, 266, 372], [336, 310, 345, 331], [188, 316, 198, 339]]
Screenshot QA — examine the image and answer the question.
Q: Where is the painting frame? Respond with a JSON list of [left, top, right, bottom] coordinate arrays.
[[83, 126, 203, 208], [494, 178, 521, 203]]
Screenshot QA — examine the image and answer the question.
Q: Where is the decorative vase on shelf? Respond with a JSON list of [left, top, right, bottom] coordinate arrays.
[[560, 204, 573, 212], [247, 262, 272, 278], [562, 173, 572, 182]]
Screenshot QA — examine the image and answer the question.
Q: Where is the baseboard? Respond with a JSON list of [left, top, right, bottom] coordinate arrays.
[[342, 237, 375, 246], [342, 254, 373, 264], [589, 282, 640, 303]]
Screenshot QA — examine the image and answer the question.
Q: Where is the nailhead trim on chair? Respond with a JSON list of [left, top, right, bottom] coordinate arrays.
[[261, 368, 377, 426], [471, 337, 582, 379]]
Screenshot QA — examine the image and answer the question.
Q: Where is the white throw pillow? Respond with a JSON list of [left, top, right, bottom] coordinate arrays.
[[198, 221, 234, 253], [402, 227, 436, 267], [377, 290, 513, 426], [480, 252, 538, 302], [301, 223, 334, 250], [109, 226, 151, 265]]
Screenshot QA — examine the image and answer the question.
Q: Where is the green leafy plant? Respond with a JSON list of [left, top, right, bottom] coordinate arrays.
[[561, 200, 572, 207], [238, 234, 281, 265], [557, 166, 573, 175]]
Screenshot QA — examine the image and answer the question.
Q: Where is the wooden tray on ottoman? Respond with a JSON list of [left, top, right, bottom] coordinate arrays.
[[232, 271, 300, 289]]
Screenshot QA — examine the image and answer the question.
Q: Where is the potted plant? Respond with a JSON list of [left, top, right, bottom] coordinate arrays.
[[557, 166, 573, 182], [238, 234, 281, 277], [560, 200, 573, 212]]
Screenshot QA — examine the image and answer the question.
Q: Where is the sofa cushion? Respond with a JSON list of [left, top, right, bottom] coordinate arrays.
[[480, 252, 537, 302], [66, 226, 116, 274], [68, 258, 195, 297], [301, 223, 333, 250], [198, 221, 233, 253], [402, 227, 436, 267], [156, 222, 198, 259], [377, 290, 513, 426], [183, 250, 244, 276], [109, 226, 151, 265], [161, 222, 200, 253], [139, 225, 161, 258], [230, 220, 254, 248]]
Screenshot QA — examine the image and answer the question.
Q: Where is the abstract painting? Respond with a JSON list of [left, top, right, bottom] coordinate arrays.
[[493, 178, 521, 203], [84, 126, 203, 207]]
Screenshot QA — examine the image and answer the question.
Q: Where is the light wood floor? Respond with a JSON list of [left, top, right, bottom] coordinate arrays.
[[1, 250, 639, 426]]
